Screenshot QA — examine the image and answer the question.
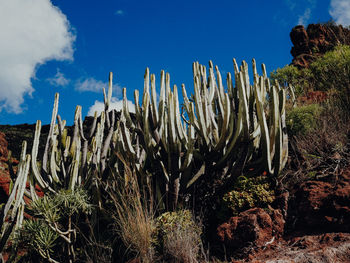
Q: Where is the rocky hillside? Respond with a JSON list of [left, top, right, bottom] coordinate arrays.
[[290, 23, 350, 68]]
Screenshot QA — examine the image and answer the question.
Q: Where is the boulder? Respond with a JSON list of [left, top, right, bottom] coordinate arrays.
[[290, 23, 350, 68], [217, 207, 285, 252]]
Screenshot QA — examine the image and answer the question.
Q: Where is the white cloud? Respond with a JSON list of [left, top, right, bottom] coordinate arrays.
[[330, 0, 350, 26], [75, 77, 123, 95], [87, 98, 135, 116], [47, 69, 70, 87], [298, 8, 311, 25], [115, 10, 124, 16], [0, 0, 75, 113]]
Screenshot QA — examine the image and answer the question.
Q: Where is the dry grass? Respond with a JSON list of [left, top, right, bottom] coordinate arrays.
[[163, 223, 202, 263], [109, 161, 155, 263], [282, 102, 350, 186]]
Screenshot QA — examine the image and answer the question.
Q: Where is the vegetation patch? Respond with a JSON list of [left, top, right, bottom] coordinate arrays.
[[286, 103, 323, 136], [221, 175, 275, 216]]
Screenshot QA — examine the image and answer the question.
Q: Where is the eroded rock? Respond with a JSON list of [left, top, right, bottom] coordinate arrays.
[[291, 170, 350, 233], [290, 23, 350, 68], [217, 207, 285, 252]]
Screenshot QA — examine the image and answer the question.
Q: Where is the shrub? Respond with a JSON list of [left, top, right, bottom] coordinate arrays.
[[15, 220, 59, 262], [271, 45, 350, 112], [14, 187, 92, 262], [155, 210, 202, 263], [286, 103, 323, 136], [270, 64, 312, 96], [221, 175, 275, 216], [309, 45, 350, 111], [309, 45, 350, 91], [281, 104, 350, 188]]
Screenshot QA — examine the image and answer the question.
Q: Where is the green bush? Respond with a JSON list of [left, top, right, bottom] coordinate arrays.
[[270, 64, 312, 96], [271, 45, 350, 111], [286, 103, 323, 136], [309, 45, 350, 111], [221, 176, 275, 216], [309, 45, 350, 91]]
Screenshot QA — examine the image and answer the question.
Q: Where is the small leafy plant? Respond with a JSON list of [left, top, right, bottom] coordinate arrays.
[[221, 175, 275, 216]]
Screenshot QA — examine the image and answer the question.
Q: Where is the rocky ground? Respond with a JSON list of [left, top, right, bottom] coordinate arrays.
[[216, 166, 350, 262]]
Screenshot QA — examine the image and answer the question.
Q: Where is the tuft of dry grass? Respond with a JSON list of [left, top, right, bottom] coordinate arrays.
[[163, 224, 201, 263], [109, 160, 155, 263]]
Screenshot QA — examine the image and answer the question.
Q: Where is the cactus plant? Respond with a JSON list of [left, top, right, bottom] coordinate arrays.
[[116, 59, 288, 210], [5, 58, 289, 255], [2, 57, 289, 262], [0, 141, 30, 261], [10, 59, 288, 214]]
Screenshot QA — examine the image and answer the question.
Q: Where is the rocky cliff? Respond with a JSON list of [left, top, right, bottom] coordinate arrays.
[[290, 23, 350, 68]]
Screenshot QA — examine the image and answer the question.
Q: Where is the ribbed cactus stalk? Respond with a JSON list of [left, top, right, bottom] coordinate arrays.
[[0, 141, 30, 260]]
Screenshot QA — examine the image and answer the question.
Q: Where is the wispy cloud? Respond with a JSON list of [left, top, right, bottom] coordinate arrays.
[[75, 77, 123, 96], [284, 0, 317, 26], [284, 0, 296, 11], [330, 0, 350, 26], [87, 97, 135, 116], [298, 8, 311, 25], [0, 0, 75, 113], [115, 9, 125, 16], [47, 69, 70, 87]]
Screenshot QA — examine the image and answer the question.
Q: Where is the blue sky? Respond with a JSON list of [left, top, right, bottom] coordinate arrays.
[[0, 0, 347, 125]]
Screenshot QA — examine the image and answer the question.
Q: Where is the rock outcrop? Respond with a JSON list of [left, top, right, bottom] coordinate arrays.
[[217, 207, 285, 252], [290, 23, 350, 68], [216, 167, 350, 262], [290, 170, 350, 234]]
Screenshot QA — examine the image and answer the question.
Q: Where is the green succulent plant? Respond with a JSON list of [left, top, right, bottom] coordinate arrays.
[[222, 175, 275, 215]]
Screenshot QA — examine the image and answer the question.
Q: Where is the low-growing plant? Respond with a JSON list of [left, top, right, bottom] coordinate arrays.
[[15, 187, 92, 262], [221, 175, 275, 216], [156, 210, 202, 263], [15, 220, 59, 262]]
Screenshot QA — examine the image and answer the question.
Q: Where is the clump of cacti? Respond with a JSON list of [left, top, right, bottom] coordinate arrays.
[[5, 58, 289, 261], [116, 59, 288, 210]]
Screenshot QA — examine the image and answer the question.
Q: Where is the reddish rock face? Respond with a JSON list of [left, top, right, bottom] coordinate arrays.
[[290, 24, 350, 68], [217, 207, 285, 252], [0, 132, 8, 161], [292, 170, 350, 233], [0, 132, 11, 201]]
